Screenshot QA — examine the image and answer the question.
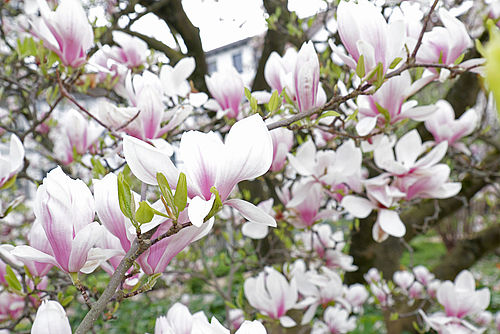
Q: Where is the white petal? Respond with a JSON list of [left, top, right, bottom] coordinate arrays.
[[225, 199, 277, 227], [377, 209, 406, 238], [279, 316, 296, 328], [123, 135, 179, 186], [188, 196, 215, 227], [241, 222, 269, 239], [341, 196, 375, 218], [356, 117, 378, 136]]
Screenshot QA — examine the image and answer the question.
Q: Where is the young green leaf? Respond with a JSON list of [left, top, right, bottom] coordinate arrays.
[[204, 187, 223, 222], [5, 265, 22, 292], [117, 173, 136, 224], [267, 90, 280, 112], [356, 54, 365, 78], [135, 201, 155, 225], [156, 172, 175, 210], [173, 173, 188, 214]]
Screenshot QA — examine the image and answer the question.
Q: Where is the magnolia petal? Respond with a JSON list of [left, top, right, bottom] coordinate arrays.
[[188, 196, 215, 227], [80, 247, 123, 274], [11, 245, 58, 267], [377, 209, 406, 238], [123, 135, 179, 186], [356, 116, 378, 136], [279, 316, 296, 328], [225, 199, 277, 227], [241, 222, 269, 239], [341, 196, 375, 218]]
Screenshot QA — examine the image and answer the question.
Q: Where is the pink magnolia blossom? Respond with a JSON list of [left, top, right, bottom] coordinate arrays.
[[31, 300, 72, 334], [424, 100, 478, 152], [311, 305, 356, 334], [294, 41, 320, 113], [436, 270, 490, 319], [241, 198, 274, 239], [12, 167, 111, 274], [32, 0, 94, 67], [0, 292, 24, 322], [155, 302, 205, 334], [364, 268, 381, 284], [53, 109, 102, 164], [413, 265, 435, 287], [264, 49, 297, 93], [370, 282, 393, 307], [341, 175, 406, 242], [330, 0, 405, 76], [122, 71, 168, 140], [355, 71, 435, 136], [408, 281, 424, 300], [269, 126, 294, 172], [14, 221, 54, 277], [244, 266, 299, 327], [416, 9, 472, 68], [123, 114, 276, 229], [420, 311, 486, 334], [0, 134, 24, 188], [229, 309, 245, 330], [106, 31, 149, 69], [473, 311, 492, 327], [343, 284, 369, 311], [160, 57, 195, 98], [205, 67, 244, 119], [393, 270, 415, 291], [136, 215, 214, 275], [294, 266, 344, 324]]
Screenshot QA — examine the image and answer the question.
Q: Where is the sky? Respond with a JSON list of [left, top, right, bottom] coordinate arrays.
[[128, 0, 328, 51]]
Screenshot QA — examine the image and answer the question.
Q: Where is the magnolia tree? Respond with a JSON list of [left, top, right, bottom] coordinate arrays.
[[0, 0, 499, 333]]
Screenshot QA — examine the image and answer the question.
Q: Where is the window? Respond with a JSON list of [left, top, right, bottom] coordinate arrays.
[[232, 52, 243, 73], [207, 60, 217, 74]]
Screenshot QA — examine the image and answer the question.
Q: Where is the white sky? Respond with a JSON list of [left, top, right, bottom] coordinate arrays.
[[122, 0, 327, 52]]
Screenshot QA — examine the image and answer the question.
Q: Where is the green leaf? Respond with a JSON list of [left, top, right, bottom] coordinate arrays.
[[244, 87, 253, 103], [475, 38, 486, 58], [390, 312, 399, 321], [486, 24, 500, 115], [389, 57, 402, 69], [173, 173, 187, 215], [453, 53, 465, 65], [135, 201, 155, 225], [91, 157, 107, 178], [5, 265, 22, 292], [356, 54, 365, 78], [317, 110, 341, 122], [267, 90, 280, 112], [60, 295, 74, 307], [157, 172, 176, 212], [346, 109, 359, 122], [117, 173, 136, 225], [204, 187, 223, 222], [375, 102, 391, 123], [0, 175, 16, 190], [374, 62, 385, 88]]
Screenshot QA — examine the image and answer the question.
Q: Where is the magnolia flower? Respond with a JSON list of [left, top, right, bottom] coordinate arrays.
[[341, 175, 406, 242], [393, 270, 415, 291], [123, 114, 276, 229], [205, 67, 244, 119], [155, 304, 266, 334], [160, 57, 195, 98], [0, 292, 24, 322], [244, 266, 299, 327], [424, 100, 478, 153], [370, 282, 393, 307], [241, 198, 274, 239], [437, 270, 490, 319], [417, 9, 472, 68], [137, 215, 214, 275], [155, 302, 205, 334], [31, 300, 71, 334], [53, 109, 102, 164], [364, 268, 381, 284], [12, 167, 112, 274], [343, 284, 369, 311], [330, 0, 405, 76], [269, 126, 294, 172], [409, 281, 424, 300], [419, 311, 486, 334], [355, 71, 435, 136], [413, 265, 435, 287], [107, 31, 149, 69], [472, 311, 492, 327], [264, 51, 293, 93], [228, 309, 245, 330], [0, 134, 24, 188], [14, 221, 54, 277], [311, 305, 356, 334], [31, 0, 93, 67], [295, 266, 344, 324], [294, 41, 320, 113]]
